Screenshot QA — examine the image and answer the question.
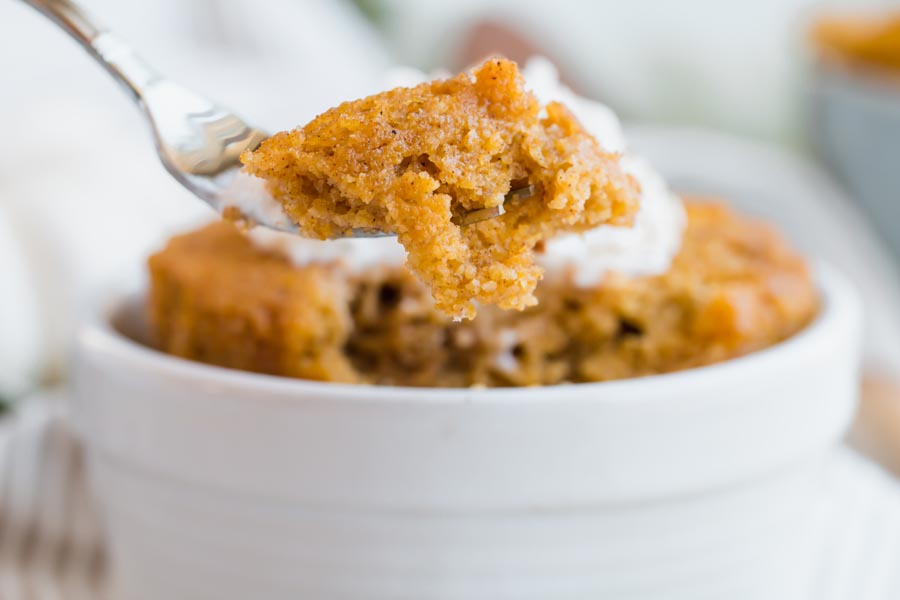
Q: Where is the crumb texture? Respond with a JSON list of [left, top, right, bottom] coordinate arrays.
[[147, 201, 818, 387], [241, 58, 638, 319], [147, 222, 358, 382]]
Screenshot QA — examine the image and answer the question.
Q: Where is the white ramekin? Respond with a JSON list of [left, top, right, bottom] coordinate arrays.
[[73, 265, 861, 600]]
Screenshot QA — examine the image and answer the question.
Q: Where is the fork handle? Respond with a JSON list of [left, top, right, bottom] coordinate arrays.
[[22, 0, 159, 104]]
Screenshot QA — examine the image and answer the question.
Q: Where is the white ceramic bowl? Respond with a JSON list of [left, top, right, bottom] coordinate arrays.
[[73, 265, 861, 600]]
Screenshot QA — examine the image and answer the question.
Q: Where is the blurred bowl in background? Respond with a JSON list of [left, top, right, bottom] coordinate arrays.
[[810, 63, 900, 262]]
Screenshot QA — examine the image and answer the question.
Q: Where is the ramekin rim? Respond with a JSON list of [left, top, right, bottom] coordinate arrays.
[[74, 262, 859, 404]]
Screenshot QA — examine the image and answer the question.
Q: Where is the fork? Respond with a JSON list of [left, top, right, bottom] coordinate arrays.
[[22, 0, 524, 237]]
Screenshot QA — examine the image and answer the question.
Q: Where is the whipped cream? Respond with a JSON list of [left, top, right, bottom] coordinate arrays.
[[523, 57, 686, 285], [248, 227, 407, 271], [217, 171, 298, 233], [241, 57, 685, 282], [220, 172, 407, 271], [539, 155, 685, 285]]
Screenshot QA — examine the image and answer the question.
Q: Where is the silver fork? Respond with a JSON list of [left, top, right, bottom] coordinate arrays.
[[22, 0, 524, 237]]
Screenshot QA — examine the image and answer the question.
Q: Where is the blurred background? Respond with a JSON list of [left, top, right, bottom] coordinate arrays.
[[1, 0, 900, 465]]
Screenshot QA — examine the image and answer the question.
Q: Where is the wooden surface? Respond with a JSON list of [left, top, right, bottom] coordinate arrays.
[[849, 374, 900, 477]]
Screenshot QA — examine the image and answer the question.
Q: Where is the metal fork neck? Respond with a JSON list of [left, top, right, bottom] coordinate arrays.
[[22, 0, 160, 103]]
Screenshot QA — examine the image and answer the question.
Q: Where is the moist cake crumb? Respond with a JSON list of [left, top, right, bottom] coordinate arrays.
[[240, 58, 639, 319], [147, 223, 359, 382]]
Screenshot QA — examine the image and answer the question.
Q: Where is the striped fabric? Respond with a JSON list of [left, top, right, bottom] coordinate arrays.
[[0, 390, 898, 599], [0, 390, 107, 599]]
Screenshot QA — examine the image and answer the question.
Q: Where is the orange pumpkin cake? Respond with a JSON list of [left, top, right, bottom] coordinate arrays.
[[147, 201, 818, 387]]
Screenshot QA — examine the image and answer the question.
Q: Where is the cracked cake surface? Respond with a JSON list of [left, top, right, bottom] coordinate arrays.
[[241, 58, 639, 319]]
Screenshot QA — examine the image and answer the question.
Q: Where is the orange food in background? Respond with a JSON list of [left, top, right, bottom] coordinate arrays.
[[812, 13, 900, 72]]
